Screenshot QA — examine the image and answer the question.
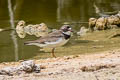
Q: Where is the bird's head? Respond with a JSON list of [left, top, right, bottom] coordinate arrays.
[[60, 25, 73, 36], [60, 25, 73, 39], [60, 25, 73, 32]]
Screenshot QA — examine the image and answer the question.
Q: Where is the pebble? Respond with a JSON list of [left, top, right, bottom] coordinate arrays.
[[0, 60, 41, 76]]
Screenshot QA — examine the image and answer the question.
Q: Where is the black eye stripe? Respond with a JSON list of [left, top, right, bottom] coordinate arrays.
[[60, 25, 71, 31], [67, 27, 70, 28]]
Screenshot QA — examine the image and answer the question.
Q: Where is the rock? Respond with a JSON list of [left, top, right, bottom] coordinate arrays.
[[24, 24, 34, 35], [33, 64, 41, 73], [24, 23, 48, 37], [0, 75, 5, 80], [95, 17, 107, 30], [89, 18, 97, 31], [18, 60, 35, 72], [21, 60, 35, 68], [16, 20, 26, 38], [19, 60, 41, 73], [77, 26, 89, 36], [34, 23, 48, 37], [107, 15, 120, 28], [107, 25, 118, 29], [16, 21, 48, 38], [115, 11, 120, 18], [0, 60, 41, 76], [88, 11, 120, 31], [0, 67, 17, 76]]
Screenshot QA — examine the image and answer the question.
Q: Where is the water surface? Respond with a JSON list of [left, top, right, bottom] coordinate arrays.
[[0, 0, 120, 62]]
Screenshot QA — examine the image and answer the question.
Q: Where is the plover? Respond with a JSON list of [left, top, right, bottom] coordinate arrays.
[[24, 25, 73, 58]]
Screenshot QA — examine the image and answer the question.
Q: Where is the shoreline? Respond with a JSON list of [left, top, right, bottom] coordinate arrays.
[[0, 49, 120, 80]]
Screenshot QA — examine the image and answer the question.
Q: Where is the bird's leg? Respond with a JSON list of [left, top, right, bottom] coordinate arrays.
[[52, 48, 56, 58]]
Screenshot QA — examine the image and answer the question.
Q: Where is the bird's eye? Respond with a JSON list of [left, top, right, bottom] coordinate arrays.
[[66, 26, 70, 29]]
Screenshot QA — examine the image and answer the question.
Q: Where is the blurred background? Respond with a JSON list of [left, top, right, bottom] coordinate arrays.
[[0, 0, 120, 62]]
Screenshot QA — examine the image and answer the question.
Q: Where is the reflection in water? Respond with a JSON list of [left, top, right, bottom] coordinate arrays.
[[57, 0, 92, 24], [16, 20, 48, 38], [0, 0, 119, 62], [57, 0, 72, 22], [8, 0, 19, 61], [93, 3, 100, 15], [93, 3, 108, 17], [57, 0, 61, 22], [57, 0, 75, 22]]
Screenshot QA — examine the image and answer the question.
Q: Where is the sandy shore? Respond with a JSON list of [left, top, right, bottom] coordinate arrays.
[[0, 49, 120, 80]]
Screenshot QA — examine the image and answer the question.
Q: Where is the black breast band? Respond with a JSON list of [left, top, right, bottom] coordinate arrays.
[[62, 33, 71, 40]]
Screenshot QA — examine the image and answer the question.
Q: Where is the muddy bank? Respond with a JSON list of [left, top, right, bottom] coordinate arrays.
[[0, 49, 120, 80]]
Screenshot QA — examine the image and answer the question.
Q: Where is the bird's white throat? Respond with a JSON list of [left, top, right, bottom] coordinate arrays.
[[62, 31, 71, 36]]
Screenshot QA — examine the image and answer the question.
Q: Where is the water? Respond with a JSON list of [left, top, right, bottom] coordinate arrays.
[[0, 0, 120, 62]]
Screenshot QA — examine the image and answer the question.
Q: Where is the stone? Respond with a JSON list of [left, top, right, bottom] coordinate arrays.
[[77, 26, 89, 36], [16, 20, 26, 38], [0, 60, 41, 76]]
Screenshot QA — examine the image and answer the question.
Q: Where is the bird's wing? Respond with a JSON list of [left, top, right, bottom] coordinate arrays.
[[25, 30, 64, 44]]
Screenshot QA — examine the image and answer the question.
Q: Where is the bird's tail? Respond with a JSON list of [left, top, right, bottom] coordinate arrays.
[[24, 41, 36, 45]]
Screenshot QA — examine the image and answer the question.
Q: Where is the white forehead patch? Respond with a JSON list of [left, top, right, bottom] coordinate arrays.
[[63, 31, 71, 35], [69, 28, 72, 30]]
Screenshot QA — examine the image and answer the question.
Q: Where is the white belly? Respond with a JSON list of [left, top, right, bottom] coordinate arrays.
[[32, 38, 69, 48], [46, 39, 69, 48]]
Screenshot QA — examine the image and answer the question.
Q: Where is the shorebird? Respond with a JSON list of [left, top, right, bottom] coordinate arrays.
[[24, 25, 73, 58]]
